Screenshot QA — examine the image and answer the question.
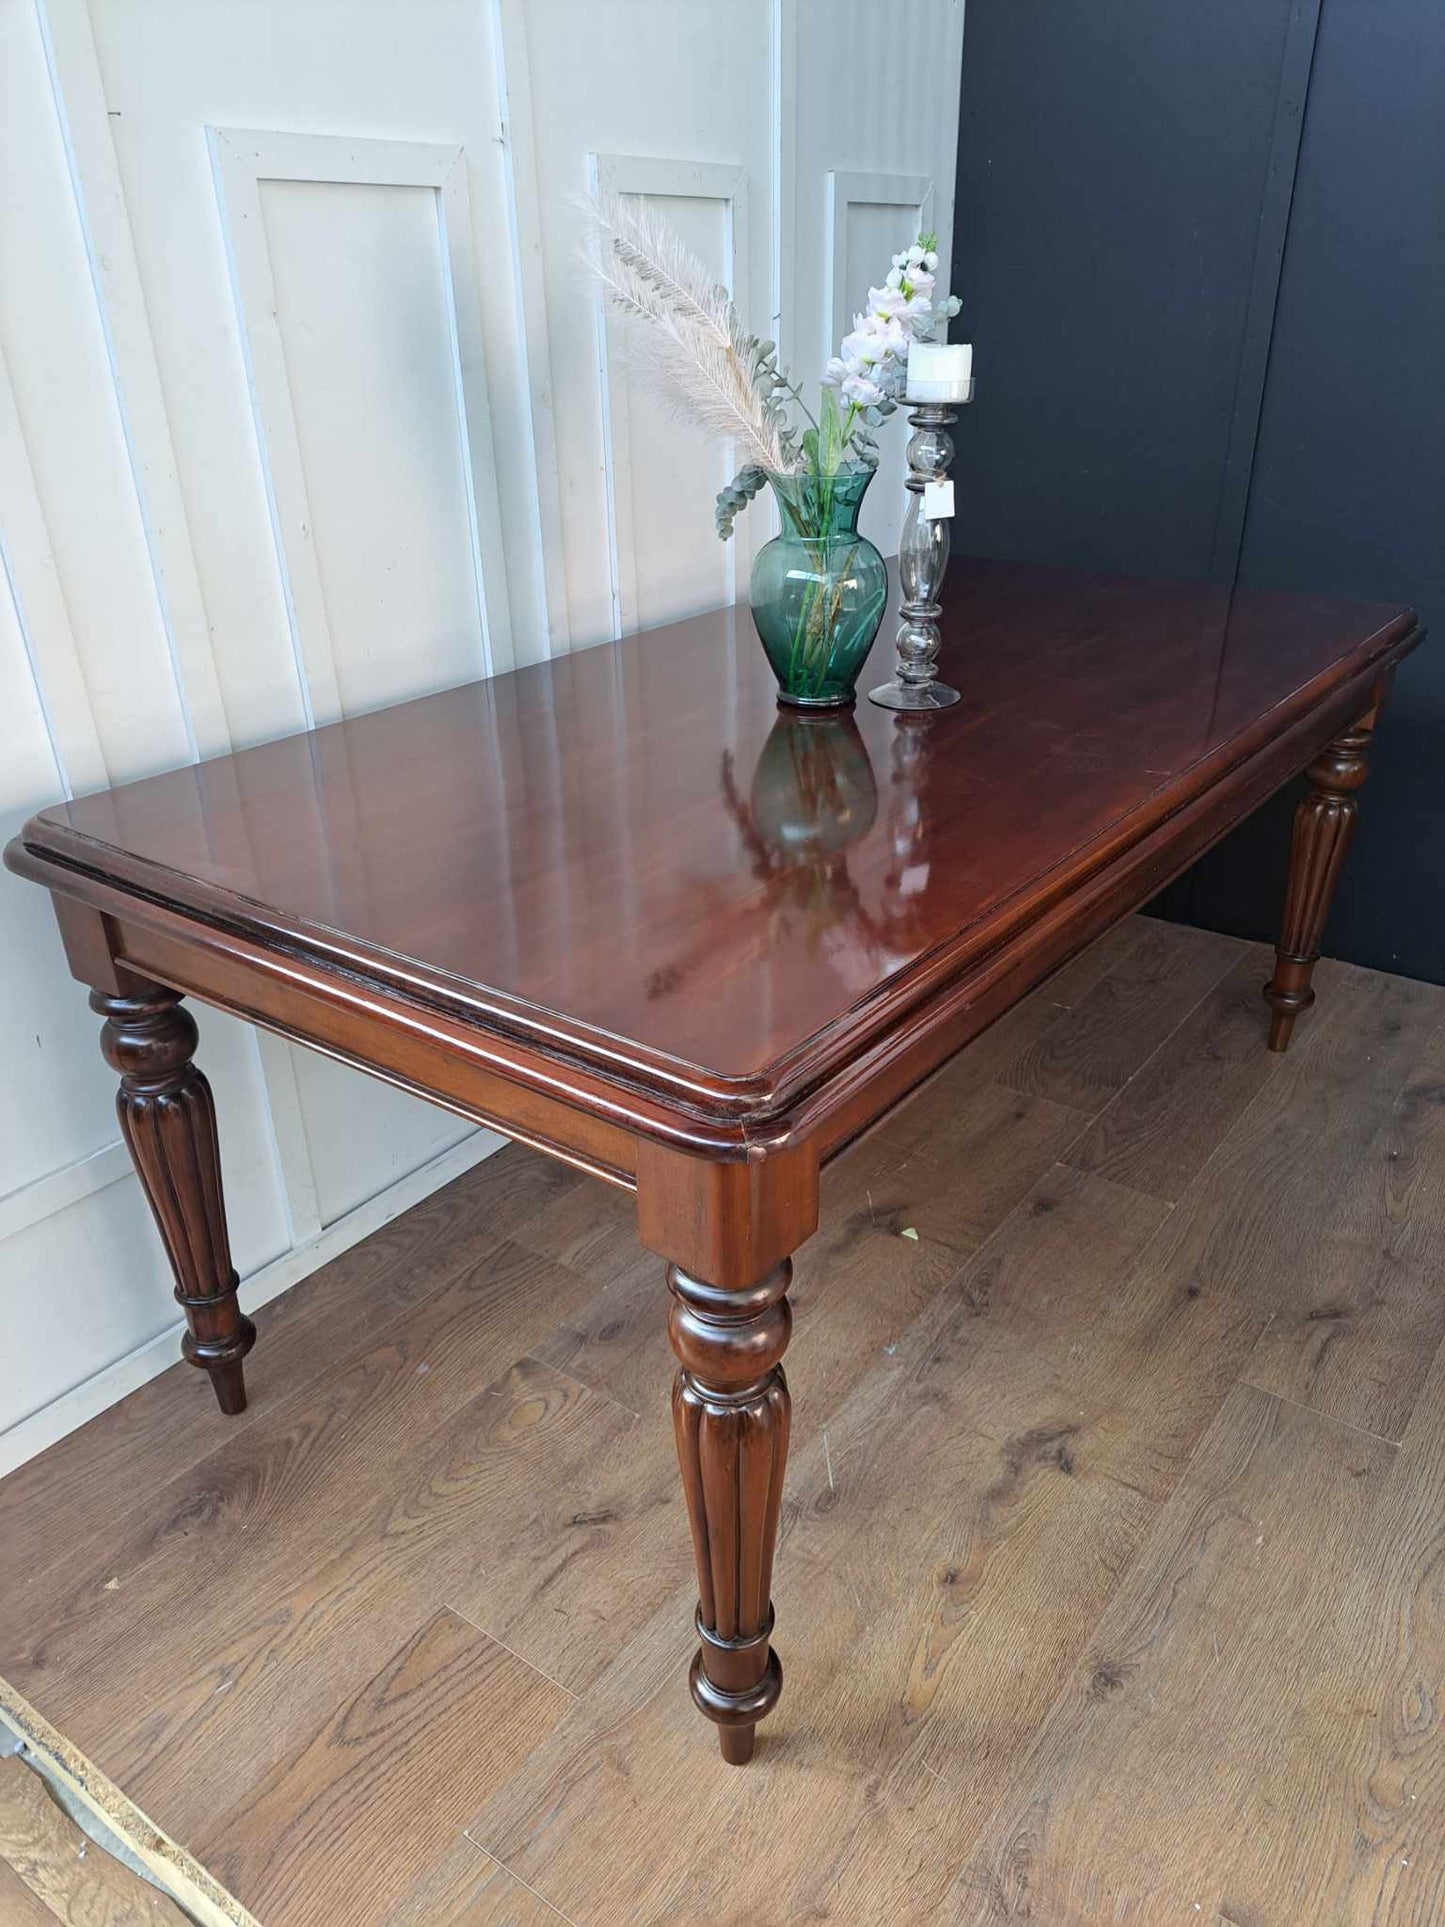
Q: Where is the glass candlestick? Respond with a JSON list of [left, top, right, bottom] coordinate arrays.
[[868, 382, 972, 712]]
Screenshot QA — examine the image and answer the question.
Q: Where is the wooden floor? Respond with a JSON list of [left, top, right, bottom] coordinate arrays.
[[4, 916, 1445, 1925], [0, 1753, 192, 1925]]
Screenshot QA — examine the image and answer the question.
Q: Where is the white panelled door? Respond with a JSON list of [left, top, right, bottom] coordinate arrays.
[[0, 0, 965, 1467]]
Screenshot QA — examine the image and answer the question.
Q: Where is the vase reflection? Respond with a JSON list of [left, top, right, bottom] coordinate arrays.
[[719, 710, 888, 965], [743, 709, 878, 857], [644, 708, 947, 1005]]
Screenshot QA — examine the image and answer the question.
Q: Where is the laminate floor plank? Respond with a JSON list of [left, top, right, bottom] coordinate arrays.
[[505, 1180, 647, 1297], [824, 913, 1156, 1187], [1242, 1016, 1445, 1441], [0, 1145, 583, 1598], [1132, 963, 1445, 1438], [0, 1754, 191, 1925], [1277, 1337, 1445, 1923], [0, 1243, 603, 1819], [0, 1855, 56, 1926], [116, 1356, 632, 1832], [810, 923, 1192, 1259], [954, 1385, 1396, 1925], [1000, 919, 1246, 1113], [383, 1837, 572, 1925], [821, 1076, 1090, 1258], [198, 1610, 569, 1927], [1064, 942, 1282, 1199]]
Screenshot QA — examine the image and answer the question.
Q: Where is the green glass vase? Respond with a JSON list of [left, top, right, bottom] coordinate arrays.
[[749, 465, 889, 708]]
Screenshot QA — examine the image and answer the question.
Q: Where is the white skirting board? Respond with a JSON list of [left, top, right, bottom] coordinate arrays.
[[0, 1127, 505, 1480]]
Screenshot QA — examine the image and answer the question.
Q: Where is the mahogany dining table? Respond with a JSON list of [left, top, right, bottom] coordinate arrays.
[[4, 556, 1422, 1764]]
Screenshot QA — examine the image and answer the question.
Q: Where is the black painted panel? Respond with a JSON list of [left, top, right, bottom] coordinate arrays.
[[1188, 0, 1445, 979], [949, 0, 1296, 579], [950, 0, 1445, 981]]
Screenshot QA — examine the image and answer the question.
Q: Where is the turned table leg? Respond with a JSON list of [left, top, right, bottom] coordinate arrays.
[[1264, 700, 1382, 1053], [669, 1258, 792, 1764], [93, 983, 256, 1413]]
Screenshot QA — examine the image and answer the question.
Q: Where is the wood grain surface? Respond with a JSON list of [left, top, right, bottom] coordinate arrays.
[[5, 920, 1445, 1922], [199, 1611, 568, 1924], [0, 1754, 190, 1925], [0, 1854, 57, 1926], [382, 1838, 566, 1925]]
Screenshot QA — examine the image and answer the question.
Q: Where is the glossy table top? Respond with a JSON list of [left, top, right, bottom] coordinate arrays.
[[19, 558, 1413, 1101]]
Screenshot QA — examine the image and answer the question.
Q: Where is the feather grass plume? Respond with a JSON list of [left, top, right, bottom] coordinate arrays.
[[581, 189, 788, 474]]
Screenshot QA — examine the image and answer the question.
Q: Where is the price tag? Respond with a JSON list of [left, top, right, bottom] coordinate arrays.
[[922, 479, 955, 520]]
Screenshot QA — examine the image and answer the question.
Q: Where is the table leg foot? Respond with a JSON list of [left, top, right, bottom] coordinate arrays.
[[93, 984, 256, 1414], [669, 1258, 791, 1764], [1263, 703, 1381, 1054]]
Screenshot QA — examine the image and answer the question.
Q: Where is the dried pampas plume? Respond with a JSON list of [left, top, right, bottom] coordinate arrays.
[[580, 188, 786, 473]]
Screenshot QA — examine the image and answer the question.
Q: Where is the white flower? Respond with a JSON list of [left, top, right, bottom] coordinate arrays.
[[841, 370, 884, 407], [847, 311, 909, 361], [840, 324, 881, 366], [824, 233, 961, 430]]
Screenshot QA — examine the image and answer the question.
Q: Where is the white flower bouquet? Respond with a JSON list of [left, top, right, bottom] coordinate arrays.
[[582, 192, 961, 703]]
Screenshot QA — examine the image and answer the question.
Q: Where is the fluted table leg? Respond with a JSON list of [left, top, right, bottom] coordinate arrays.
[[93, 983, 256, 1413], [669, 1258, 792, 1765], [1263, 700, 1382, 1052]]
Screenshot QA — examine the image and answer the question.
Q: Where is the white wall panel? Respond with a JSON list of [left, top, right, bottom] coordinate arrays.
[[1, 0, 967, 1464], [210, 129, 512, 722], [0, 1180, 176, 1433], [79, 0, 556, 748], [295, 1056, 473, 1231], [791, 0, 966, 557], [826, 171, 934, 353], [0, 549, 110, 1197], [515, 0, 777, 646], [594, 155, 753, 635], [0, 1, 192, 783]]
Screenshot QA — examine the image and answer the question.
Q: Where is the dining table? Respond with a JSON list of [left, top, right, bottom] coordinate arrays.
[[4, 554, 1421, 1764]]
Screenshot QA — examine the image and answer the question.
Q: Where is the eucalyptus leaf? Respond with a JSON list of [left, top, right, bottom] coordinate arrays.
[[715, 462, 767, 540]]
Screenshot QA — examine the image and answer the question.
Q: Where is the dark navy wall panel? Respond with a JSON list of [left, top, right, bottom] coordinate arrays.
[[1186, 0, 1445, 979], [950, 0, 1445, 980], [949, 0, 1297, 579]]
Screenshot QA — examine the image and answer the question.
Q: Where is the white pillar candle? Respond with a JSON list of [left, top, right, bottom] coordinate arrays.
[[906, 341, 973, 402]]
